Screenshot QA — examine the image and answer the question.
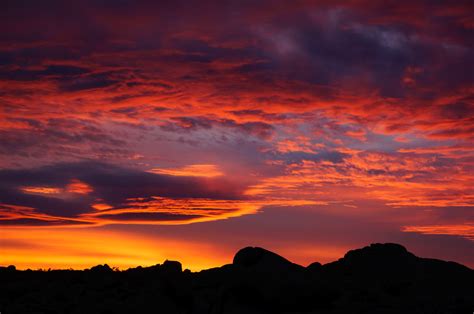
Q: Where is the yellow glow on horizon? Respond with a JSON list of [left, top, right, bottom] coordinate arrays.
[[0, 228, 229, 271], [0, 227, 356, 271]]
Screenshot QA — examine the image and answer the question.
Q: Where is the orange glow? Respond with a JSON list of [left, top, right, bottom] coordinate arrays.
[[245, 153, 474, 208], [20, 180, 94, 196], [149, 164, 224, 177], [0, 227, 357, 270], [66, 179, 93, 194], [276, 137, 320, 154], [79, 197, 321, 226], [91, 203, 113, 211], [0, 197, 323, 227], [0, 228, 230, 271], [21, 186, 61, 195], [277, 244, 349, 266], [402, 224, 474, 241], [79, 197, 261, 225], [0, 203, 67, 223]]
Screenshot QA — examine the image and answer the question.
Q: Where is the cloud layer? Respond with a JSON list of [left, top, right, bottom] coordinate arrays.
[[0, 162, 253, 225]]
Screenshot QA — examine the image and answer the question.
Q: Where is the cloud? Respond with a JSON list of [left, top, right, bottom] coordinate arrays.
[[402, 224, 474, 241], [161, 116, 275, 139], [246, 150, 474, 208], [149, 164, 224, 177], [58, 72, 119, 92], [0, 162, 249, 226], [0, 65, 90, 81]]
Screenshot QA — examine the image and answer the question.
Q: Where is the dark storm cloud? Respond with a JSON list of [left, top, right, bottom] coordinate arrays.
[[0, 161, 241, 202], [228, 110, 288, 122], [0, 217, 89, 226], [274, 150, 349, 164], [0, 46, 83, 67], [293, 25, 409, 96], [0, 183, 93, 218], [110, 106, 141, 116], [255, 8, 473, 98], [167, 117, 214, 131], [108, 91, 158, 104], [439, 101, 474, 120], [58, 72, 119, 92], [0, 161, 244, 225], [161, 116, 275, 139], [221, 120, 275, 139], [91, 212, 201, 222], [0, 65, 90, 81], [165, 38, 265, 65], [0, 118, 126, 158], [0, 0, 470, 103]]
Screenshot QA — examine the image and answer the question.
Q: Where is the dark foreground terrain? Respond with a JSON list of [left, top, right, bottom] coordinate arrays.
[[1, 243, 473, 314]]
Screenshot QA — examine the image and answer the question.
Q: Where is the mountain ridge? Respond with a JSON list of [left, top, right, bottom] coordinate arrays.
[[1, 243, 473, 313]]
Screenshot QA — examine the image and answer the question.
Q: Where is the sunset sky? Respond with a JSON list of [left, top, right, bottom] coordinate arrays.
[[0, 0, 473, 270]]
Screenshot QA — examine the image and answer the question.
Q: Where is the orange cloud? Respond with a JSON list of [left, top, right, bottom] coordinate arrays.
[[245, 150, 474, 208], [402, 224, 474, 241], [66, 179, 93, 194], [79, 197, 261, 225], [21, 186, 61, 195], [20, 180, 93, 197], [91, 203, 113, 211], [149, 164, 224, 177]]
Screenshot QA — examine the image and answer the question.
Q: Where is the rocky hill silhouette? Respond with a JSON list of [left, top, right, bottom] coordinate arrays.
[[0, 243, 472, 313]]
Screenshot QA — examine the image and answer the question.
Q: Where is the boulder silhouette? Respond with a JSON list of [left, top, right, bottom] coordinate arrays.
[[161, 260, 182, 273], [343, 242, 414, 262], [306, 261, 322, 271], [0, 243, 472, 314], [89, 263, 113, 273], [233, 246, 303, 272], [324, 243, 418, 276]]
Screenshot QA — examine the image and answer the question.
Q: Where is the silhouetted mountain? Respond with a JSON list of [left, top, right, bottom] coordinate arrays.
[[233, 246, 304, 272], [0, 243, 472, 314]]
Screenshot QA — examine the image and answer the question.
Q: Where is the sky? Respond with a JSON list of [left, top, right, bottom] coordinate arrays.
[[0, 0, 473, 270]]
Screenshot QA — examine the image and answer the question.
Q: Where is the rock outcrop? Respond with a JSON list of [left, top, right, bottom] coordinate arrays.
[[1, 243, 472, 313]]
